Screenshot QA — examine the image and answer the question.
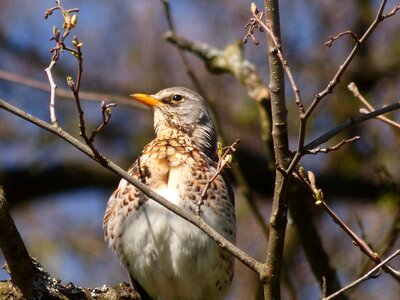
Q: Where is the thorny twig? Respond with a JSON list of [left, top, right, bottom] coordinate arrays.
[[348, 82, 400, 130], [324, 249, 400, 300], [294, 168, 400, 281], [196, 139, 240, 216], [325, 31, 360, 47], [305, 136, 360, 154]]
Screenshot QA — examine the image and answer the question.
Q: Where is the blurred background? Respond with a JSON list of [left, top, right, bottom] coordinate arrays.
[[0, 0, 399, 299]]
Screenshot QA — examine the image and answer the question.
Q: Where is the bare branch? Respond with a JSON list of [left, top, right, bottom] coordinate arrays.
[[381, 4, 400, 19], [197, 140, 240, 215], [325, 31, 360, 47], [89, 102, 117, 142], [262, 0, 292, 298], [286, 0, 400, 174], [306, 136, 360, 155], [164, 32, 270, 104], [325, 249, 400, 300], [0, 188, 42, 298], [0, 69, 142, 109], [294, 169, 400, 281], [247, 4, 304, 114], [44, 60, 58, 126], [348, 82, 400, 130], [305, 101, 400, 151]]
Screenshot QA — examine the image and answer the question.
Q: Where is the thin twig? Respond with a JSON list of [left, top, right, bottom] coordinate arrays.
[[0, 69, 142, 109], [44, 60, 58, 126], [0, 98, 263, 275], [248, 5, 304, 113], [324, 249, 400, 300], [325, 31, 360, 47], [44, 0, 80, 127], [287, 0, 400, 175], [294, 168, 400, 281], [348, 82, 400, 130], [306, 136, 360, 154], [304, 101, 400, 151], [89, 102, 117, 142], [160, 0, 211, 114], [197, 140, 240, 215]]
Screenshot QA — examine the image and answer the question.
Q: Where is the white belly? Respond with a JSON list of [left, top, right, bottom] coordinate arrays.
[[118, 186, 228, 300]]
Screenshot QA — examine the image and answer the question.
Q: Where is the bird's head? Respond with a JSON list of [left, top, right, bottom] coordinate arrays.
[[130, 87, 218, 160]]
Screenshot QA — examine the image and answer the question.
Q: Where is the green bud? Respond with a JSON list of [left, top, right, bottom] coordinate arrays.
[[217, 142, 223, 158], [52, 26, 60, 39], [224, 154, 233, 164], [72, 36, 79, 46], [315, 189, 323, 205]]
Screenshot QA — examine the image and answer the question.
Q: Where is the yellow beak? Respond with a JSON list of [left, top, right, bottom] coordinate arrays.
[[130, 93, 161, 107]]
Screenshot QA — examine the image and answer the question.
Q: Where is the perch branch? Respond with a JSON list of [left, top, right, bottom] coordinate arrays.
[[0, 98, 263, 276], [0, 188, 41, 299]]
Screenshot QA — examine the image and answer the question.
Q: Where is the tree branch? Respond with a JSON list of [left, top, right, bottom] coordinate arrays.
[[0, 185, 140, 299], [348, 82, 400, 130], [0, 187, 40, 299], [305, 101, 400, 150], [0, 69, 142, 109], [324, 249, 400, 300], [262, 1, 292, 299], [287, 0, 400, 175]]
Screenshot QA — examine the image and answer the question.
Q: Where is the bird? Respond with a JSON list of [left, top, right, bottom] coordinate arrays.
[[103, 87, 236, 300]]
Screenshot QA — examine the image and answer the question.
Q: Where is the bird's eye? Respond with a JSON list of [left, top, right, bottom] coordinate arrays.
[[171, 94, 183, 102]]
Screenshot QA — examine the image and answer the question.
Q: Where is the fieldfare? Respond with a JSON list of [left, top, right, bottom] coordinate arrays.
[[103, 87, 236, 300]]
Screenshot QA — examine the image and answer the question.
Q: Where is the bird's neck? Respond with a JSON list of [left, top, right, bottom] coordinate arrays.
[[155, 126, 218, 161]]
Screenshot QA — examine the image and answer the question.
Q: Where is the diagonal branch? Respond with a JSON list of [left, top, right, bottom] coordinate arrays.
[[324, 249, 400, 300], [0, 188, 42, 299], [284, 0, 400, 175], [0, 69, 143, 109], [294, 169, 400, 281], [348, 82, 400, 130], [305, 101, 400, 150], [0, 98, 263, 276]]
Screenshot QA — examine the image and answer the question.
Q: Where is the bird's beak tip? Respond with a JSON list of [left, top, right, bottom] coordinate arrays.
[[130, 93, 161, 107]]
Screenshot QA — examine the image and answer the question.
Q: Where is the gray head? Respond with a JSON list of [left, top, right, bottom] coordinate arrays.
[[131, 87, 218, 159]]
